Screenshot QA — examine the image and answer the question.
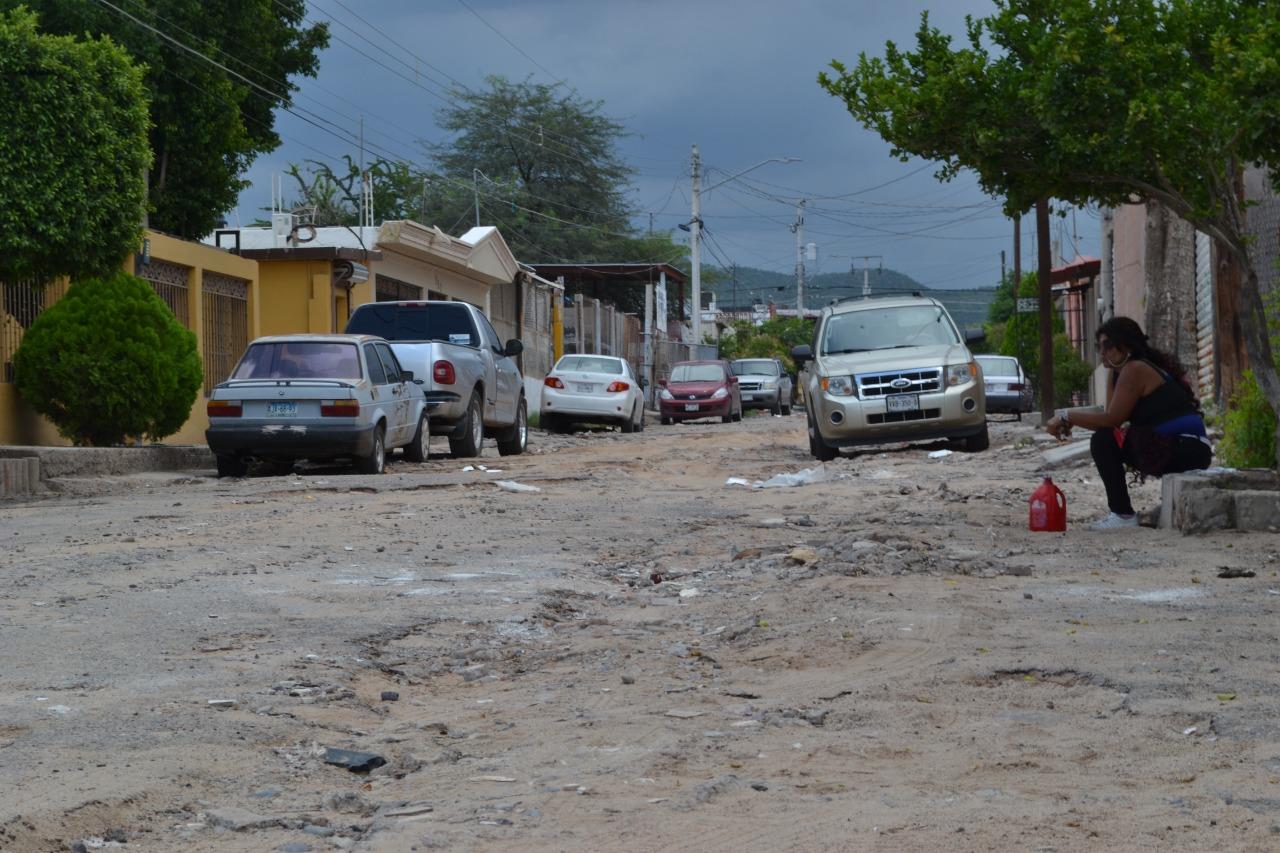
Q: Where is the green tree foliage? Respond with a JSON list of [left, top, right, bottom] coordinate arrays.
[[718, 317, 814, 374], [14, 271, 202, 445], [431, 75, 636, 263], [820, 0, 1280, 464], [1220, 371, 1278, 468], [0, 7, 149, 282], [10, 0, 329, 239]]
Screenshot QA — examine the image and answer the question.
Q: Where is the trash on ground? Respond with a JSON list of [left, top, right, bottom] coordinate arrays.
[[462, 465, 475, 472], [206, 699, 237, 709], [469, 775, 517, 782], [679, 588, 700, 598], [724, 477, 751, 487], [494, 480, 541, 493], [1183, 726, 1198, 736], [1216, 693, 1237, 702], [1217, 567, 1256, 579], [666, 709, 705, 718], [323, 747, 387, 773], [380, 691, 400, 702], [928, 449, 953, 459], [787, 547, 821, 566], [755, 466, 831, 489]]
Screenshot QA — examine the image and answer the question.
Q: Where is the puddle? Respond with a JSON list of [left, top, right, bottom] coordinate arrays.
[[331, 571, 417, 587]]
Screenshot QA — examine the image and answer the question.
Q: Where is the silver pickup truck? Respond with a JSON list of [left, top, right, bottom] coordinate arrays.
[[345, 300, 527, 458]]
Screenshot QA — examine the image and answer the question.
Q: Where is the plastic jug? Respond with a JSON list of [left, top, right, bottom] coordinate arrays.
[[1029, 476, 1067, 532]]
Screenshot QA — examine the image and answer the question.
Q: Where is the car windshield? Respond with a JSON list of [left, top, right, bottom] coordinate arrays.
[[556, 356, 623, 375], [670, 364, 724, 382], [345, 303, 478, 346], [731, 360, 779, 376], [977, 356, 1019, 376], [821, 305, 959, 354], [232, 342, 361, 380]]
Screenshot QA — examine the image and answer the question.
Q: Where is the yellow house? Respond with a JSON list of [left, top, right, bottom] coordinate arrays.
[[0, 230, 260, 446]]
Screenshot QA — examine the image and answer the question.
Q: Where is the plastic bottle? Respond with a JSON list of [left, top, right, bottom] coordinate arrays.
[[1029, 476, 1067, 532]]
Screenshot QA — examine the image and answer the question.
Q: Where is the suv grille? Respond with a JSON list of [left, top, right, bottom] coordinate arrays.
[[739, 381, 762, 391], [857, 368, 941, 398], [869, 408, 941, 424]]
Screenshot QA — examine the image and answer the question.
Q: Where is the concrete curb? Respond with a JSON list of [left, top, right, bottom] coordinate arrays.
[[0, 457, 42, 499], [0, 445, 214, 480], [1160, 468, 1280, 533]]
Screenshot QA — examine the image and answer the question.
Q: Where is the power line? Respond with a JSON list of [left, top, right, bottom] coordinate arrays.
[[455, 0, 563, 84]]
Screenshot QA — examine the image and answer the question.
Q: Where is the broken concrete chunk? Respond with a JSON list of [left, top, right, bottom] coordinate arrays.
[[323, 747, 387, 773], [204, 806, 283, 831]]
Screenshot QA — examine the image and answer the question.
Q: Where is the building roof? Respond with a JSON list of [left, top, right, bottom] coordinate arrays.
[[531, 263, 688, 285]]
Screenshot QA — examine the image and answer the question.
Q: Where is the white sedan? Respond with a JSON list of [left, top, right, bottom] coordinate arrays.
[[540, 355, 646, 433]]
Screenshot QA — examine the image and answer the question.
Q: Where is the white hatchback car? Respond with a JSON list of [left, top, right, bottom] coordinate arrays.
[[540, 354, 646, 433]]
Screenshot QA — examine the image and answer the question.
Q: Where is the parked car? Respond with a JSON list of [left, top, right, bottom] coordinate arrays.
[[975, 354, 1034, 419], [658, 360, 742, 424], [792, 294, 988, 460], [541, 354, 646, 433], [345, 300, 527, 457], [206, 334, 429, 477], [730, 358, 793, 416]]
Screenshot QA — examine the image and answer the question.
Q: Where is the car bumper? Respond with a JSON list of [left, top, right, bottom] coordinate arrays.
[[740, 389, 781, 409], [541, 389, 631, 420], [984, 390, 1033, 413], [207, 422, 376, 459], [810, 383, 986, 447], [660, 397, 731, 419]]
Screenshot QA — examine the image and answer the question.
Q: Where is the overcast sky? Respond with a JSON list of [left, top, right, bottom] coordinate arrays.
[[235, 0, 1100, 291]]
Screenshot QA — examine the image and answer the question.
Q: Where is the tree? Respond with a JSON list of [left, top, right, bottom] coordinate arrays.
[[14, 271, 202, 445], [820, 0, 1280, 463], [0, 7, 149, 282], [431, 75, 636, 262], [718, 317, 814, 374], [10, 0, 329, 240]]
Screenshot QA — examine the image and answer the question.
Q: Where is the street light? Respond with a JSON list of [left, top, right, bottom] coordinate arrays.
[[690, 147, 800, 344]]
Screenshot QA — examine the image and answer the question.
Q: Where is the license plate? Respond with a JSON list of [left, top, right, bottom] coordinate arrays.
[[885, 394, 919, 413], [266, 401, 298, 417], [574, 383, 595, 393], [984, 383, 999, 393], [684, 403, 700, 412]]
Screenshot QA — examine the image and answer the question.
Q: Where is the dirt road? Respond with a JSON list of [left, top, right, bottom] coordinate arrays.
[[2, 414, 1278, 851]]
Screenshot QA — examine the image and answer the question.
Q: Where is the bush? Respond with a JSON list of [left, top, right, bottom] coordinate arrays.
[[14, 271, 202, 445], [1219, 371, 1278, 469]]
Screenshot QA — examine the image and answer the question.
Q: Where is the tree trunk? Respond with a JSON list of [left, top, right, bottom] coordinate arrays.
[[1214, 239, 1249, 406], [1142, 202, 1198, 377], [1236, 261, 1280, 467]]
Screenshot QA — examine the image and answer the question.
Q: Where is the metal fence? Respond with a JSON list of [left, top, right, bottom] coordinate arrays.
[[202, 273, 250, 394], [1, 279, 69, 383], [138, 259, 191, 327], [490, 277, 556, 380]]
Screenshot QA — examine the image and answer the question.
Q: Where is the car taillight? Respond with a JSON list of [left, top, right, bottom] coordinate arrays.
[[544, 376, 565, 389], [606, 381, 630, 393], [433, 360, 456, 384], [207, 400, 242, 418], [1009, 383, 1025, 391], [321, 399, 359, 417]]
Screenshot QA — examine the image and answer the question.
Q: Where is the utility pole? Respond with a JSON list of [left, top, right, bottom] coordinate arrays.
[[1000, 250, 1006, 288], [690, 144, 703, 344], [731, 263, 738, 317], [1013, 214, 1021, 287], [473, 168, 481, 227], [792, 199, 806, 313], [1036, 198, 1054, 423]]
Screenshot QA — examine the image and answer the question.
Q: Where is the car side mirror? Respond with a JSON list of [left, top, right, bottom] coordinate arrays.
[[791, 344, 813, 365], [504, 338, 524, 357], [964, 329, 985, 346], [658, 378, 668, 388], [400, 370, 414, 383]]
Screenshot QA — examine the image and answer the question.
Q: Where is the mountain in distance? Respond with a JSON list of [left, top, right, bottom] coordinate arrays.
[[707, 265, 998, 329]]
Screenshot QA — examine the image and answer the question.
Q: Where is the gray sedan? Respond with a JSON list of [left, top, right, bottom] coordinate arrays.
[[206, 334, 428, 477], [976, 355, 1034, 418]]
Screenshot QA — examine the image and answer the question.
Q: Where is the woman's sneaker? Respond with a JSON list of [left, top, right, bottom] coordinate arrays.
[[1090, 512, 1139, 531]]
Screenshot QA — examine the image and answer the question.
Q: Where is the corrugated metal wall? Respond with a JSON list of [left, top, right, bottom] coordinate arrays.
[[1194, 230, 1215, 401]]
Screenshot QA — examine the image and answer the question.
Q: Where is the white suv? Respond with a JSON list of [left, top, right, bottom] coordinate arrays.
[[792, 295, 988, 460]]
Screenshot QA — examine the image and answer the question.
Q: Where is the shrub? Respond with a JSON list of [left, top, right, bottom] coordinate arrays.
[[1219, 371, 1278, 469], [14, 271, 202, 445]]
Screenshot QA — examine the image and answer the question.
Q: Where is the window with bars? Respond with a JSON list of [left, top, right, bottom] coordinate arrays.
[[1, 279, 69, 383], [138, 259, 191, 327], [202, 273, 250, 394], [376, 274, 423, 302]]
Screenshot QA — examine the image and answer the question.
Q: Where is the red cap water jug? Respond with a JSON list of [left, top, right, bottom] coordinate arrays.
[[1029, 476, 1067, 532]]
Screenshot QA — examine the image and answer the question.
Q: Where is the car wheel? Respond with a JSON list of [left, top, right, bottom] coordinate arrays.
[[621, 402, 637, 433], [782, 401, 792, 416], [497, 397, 528, 456], [661, 415, 671, 426], [356, 424, 386, 474], [807, 411, 838, 461], [215, 455, 248, 478], [722, 408, 733, 424], [771, 396, 783, 416], [638, 405, 645, 432], [449, 390, 484, 458], [962, 421, 990, 453], [733, 402, 743, 422], [404, 412, 429, 462], [1016, 411, 1022, 422]]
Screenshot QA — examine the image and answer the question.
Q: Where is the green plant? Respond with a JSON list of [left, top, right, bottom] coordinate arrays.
[[1219, 372, 1278, 469], [0, 7, 150, 282], [14, 271, 202, 445], [718, 317, 814, 373]]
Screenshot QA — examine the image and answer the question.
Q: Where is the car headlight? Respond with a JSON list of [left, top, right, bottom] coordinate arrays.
[[659, 388, 674, 401], [821, 375, 855, 397], [711, 387, 728, 399], [946, 361, 979, 387], [762, 379, 778, 389]]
